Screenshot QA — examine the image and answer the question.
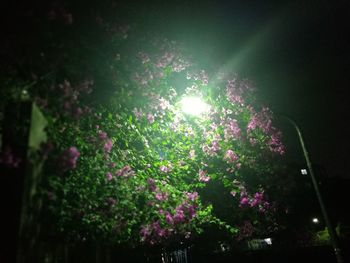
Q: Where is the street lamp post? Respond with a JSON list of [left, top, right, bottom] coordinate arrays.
[[281, 115, 344, 263]]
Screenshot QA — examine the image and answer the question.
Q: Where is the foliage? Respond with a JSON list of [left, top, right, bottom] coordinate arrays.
[[1, 1, 286, 248]]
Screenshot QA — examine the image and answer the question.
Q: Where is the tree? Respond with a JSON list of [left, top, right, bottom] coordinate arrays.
[[1, 1, 286, 250]]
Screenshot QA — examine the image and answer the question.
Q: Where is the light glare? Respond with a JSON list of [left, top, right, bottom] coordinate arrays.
[[180, 96, 209, 116]]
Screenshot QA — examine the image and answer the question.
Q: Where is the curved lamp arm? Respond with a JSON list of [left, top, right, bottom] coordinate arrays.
[[278, 114, 343, 263]]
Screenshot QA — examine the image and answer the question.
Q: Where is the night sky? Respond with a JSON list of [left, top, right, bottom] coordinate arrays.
[[2, 0, 350, 177], [126, 0, 350, 178]]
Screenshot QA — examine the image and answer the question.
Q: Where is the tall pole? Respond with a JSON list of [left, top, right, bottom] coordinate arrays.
[[281, 115, 344, 263]]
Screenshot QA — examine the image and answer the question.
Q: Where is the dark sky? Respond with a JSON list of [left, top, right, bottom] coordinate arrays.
[[126, 0, 350, 178]]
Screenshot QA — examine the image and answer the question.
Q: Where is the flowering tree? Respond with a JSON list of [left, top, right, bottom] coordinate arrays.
[[1, 2, 286, 250], [42, 35, 286, 248]]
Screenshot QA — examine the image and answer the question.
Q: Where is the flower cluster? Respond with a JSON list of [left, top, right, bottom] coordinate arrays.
[[60, 146, 80, 171], [36, 79, 93, 119], [140, 192, 199, 245]]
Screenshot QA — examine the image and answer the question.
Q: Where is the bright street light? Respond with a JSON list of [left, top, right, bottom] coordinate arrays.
[[312, 217, 319, 224], [180, 96, 209, 116]]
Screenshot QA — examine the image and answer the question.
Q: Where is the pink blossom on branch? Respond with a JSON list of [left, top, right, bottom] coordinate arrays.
[[239, 197, 250, 207], [186, 191, 199, 201], [198, 169, 210, 182], [98, 131, 108, 140], [159, 165, 171, 173], [147, 178, 157, 192], [106, 172, 113, 181], [116, 165, 135, 177], [223, 119, 241, 141], [132, 108, 143, 120], [165, 212, 174, 225], [103, 139, 113, 154], [147, 113, 155, 123], [247, 107, 272, 134], [268, 131, 286, 155], [60, 146, 80, 171], [155, 191, 168, 201], [223, 149, 238, 164], [202, 140, 220, 156], [173, 207, 186, 224]]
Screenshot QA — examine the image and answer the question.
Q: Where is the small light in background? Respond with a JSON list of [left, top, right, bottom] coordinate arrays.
[[301, 169, 308, 175], [312, 217, 319, 224], [264, 238, 272, 245]]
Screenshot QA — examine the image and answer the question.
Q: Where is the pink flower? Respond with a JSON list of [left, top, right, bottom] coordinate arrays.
[[188, 205, 196, 219], [61, 146, 80, 171], [156, 52, 174, 68], [147, 113, 155, 123], [98, 131, 108, 140], [116, 165, 135, 177], [268, 131, 286, 155], [103, 139, 113, 153], [224, 149, 238, 163], [186, 192, 198, 201], [147, 178, 157, 192], [155, 192, 168, 201], [202, 140, 220, 156], [106, 172, 113, 181], [174, 208, 185, 223], [159, 97, 170, 110], [198, 169, 210, 182], [259, 201, 270, 213], [224, 119, 241, 140], [247, 108, 272, 134], [159, 165, 170, 173], [132, 108, 143, 120], [140, 225, 151, 240], [239, 197, 249, 207], [250, 192, 265, 208], [165, 212, 174, 225]]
